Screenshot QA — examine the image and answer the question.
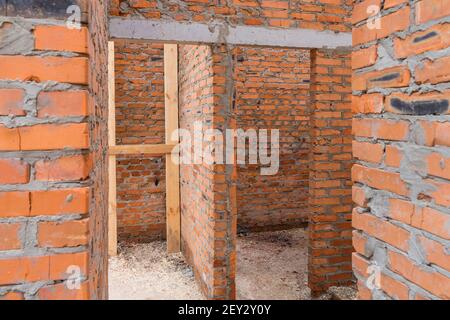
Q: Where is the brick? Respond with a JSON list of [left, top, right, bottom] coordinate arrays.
[[352, 45, 378, 69], [385, 145, 403, 167], [0, 256, 49, 285], [0, 159, 29, 184], [356, 279, 372, 300], [352, 93, 383, 114], [352, 185, 368, 207], [418, 235, 450, 272], [38, 219, 89, 248], [380, 273, 409, 300], [353, 66, 411, 91], [388, 250, 450, 299], [19, 123, 89, 150], [31, 188, 89, 216], [0, 56, 88, 84], [426, 180, 450, 207], [352, 0, 381, 24], [384, 0, 407, 8], [394, 24, 450, 58], [415, 0, 450, 24], [385, 90, 450, 115], [415, 56, 450, 84], [0, 88, 25, 116], [0, 223, 22, 251], [353, 209, 410, 251], [353, 140, 384, 163], [353, 7, 411, 46], [35, 155, 91, 182], [0, 126, 20, 151], [0, 191, 30, 218], [38, 281, 89, 300], [389, 199, 450, 240], [352, 252, 370, 277], [416, 121, 450, 147], [426, 152, 450, 180], [352, 164, 409, 196], [49, 252, 88, 280], [0, 292, 24, 300], [352, 230, 368, 256], [352, 118, 409, 141], [34, 25, 88, 53], [37, 91, 88, 117]]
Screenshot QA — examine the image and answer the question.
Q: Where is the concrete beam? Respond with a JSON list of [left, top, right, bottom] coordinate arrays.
[[109, 18, 352, 49]]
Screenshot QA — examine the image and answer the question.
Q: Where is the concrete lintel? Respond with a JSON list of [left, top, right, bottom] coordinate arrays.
[[109, 18, 352, 49]]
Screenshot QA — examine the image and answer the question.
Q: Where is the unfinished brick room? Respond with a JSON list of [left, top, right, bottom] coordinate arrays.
[[0, 0, 449, 301]]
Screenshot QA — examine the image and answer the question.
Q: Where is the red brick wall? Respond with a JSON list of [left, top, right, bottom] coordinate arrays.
[[309, 48, 353, 296], [179, 44, 237, 299], [0, 1, 108, 300], [114, 41, 167, 242], [352, 0, 450, 300], [234, 46, 311, 231], [110, 0, 352, 32]]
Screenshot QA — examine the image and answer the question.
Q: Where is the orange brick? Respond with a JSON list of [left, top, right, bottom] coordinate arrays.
[[353, 66, 411, 91], [426, 180, 450, 207], [49, 252, 88, 280], [0, 256, 49, 285], [353, 7, 411, 46], [0, 191, 30, 218], [352, 118, 409, 141], [352, 164, 409, 196], [352, 230, 368, 256], [426, 152, 450, 180], [415, 56, 450, 84], [352, 93, 383, 114], [385, 145, 403, 167], [352, 185, 369, 207], [415, 0, 450, 24], [0, 223, 22, 251], [353, 141, 384, 163], [394, 24, 450, 58], [261, 0, 289, 9], [388, 250, 450, 299], [38, 281, 89, 300], [385, 90, 450, 115], [352, 252, 370, 277], [0, 292, 24, 300], [31, 188, 89, 216], [418, 235, 450, 272], [0, 159, 29, 184], [37, 91, 88, 117], [19, 123, 89, 151], [353, 209, 410, 251], [38, 219, 89, 248], [384, 0, 407, 8], [357, 279, 372, 300], [34, 25, 88, 53], [352, 0, 381, 24], [35, 154, 91, 182], [0, 56, 88, 85], [352, 45, 378, 70], [380, 273, 409, 300], [0, 88, 25, 116], [0, 126, 20, 151], [415, 121, 450, 147]]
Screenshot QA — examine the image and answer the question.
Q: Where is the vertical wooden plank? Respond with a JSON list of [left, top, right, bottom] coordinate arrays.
[[164, 44, 181, 253], [108, 41, 118, 257]]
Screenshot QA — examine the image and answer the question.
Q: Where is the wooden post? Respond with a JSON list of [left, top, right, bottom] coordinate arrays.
[[108, 41, 118, 257], [164, 44, 181, 253]]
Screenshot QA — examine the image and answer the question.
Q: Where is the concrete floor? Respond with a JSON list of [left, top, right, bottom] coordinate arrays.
[[109, 228, 310, 300]]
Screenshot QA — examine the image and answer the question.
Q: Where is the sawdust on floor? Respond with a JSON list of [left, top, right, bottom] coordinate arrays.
[[109, 228, 313, 300]]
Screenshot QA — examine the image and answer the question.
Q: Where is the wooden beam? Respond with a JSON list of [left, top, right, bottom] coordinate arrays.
[[109, 144, 175, 155], [164, 44, 181, 253], [108, 41, 118, 257]]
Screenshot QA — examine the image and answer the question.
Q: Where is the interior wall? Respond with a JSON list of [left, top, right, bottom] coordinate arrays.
[[179, 44, 237, 299], [234, 46, 311, 232], [114, 41, 166, 242]]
